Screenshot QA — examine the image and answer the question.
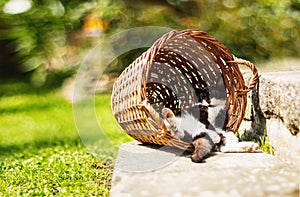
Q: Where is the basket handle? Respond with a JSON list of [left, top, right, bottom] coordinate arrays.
[[228, 58, 259, 94]]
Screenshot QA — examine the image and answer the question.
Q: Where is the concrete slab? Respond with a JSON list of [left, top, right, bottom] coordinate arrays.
[[110, 141, 300, 197]]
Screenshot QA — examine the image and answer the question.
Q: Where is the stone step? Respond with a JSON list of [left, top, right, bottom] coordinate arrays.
[[241, 71, 300, 167], [110, 69, 300, 196], [110, 141, 299, 197]]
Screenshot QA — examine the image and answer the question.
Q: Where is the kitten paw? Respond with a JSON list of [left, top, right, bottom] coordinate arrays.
[[162, 108, 174, 118], [246, 142, 259, 152]]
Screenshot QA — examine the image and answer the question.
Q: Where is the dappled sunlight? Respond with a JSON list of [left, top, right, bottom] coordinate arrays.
[[3, 0, 31, 15]]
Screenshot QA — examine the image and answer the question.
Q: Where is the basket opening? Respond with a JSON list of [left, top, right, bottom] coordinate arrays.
[[145, 43, 228, 131]]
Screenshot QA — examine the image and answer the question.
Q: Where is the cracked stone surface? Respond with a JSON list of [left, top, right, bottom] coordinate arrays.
[[266, 118, 300, 169], [240, 71, 300, 168], [110, 141, 299, 197], [259, 71, 300, 135]]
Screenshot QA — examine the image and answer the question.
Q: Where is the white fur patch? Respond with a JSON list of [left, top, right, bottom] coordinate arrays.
[[176, 112, 206, 137], [207, 98, 226, 126], [193, 98, 226, 128], [177, 112, 221, 144]]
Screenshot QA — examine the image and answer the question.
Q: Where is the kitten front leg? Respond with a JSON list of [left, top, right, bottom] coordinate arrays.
[[162, 108, 185, 139]]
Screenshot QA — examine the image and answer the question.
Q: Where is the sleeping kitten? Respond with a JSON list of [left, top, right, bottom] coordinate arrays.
[[162, 106, 225, 163], [162, 98, 259, 163]]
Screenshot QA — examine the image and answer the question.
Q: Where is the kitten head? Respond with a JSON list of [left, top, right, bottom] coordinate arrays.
[[191, 132, 215, 163]]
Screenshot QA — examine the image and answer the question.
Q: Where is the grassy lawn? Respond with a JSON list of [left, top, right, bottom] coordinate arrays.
[[0, 79, 131, 196], [0, 78, 273, 196]]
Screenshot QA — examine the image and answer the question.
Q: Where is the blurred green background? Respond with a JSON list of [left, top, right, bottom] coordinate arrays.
[[0, 0, 299, 195], [0, 0, 300, 82]]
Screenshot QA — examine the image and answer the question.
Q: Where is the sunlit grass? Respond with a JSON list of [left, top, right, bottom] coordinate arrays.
[[237, 130, 274, 155], [0, 145, 112, 196], [0, 80, 131, 196], [0, 92, 78, 148]]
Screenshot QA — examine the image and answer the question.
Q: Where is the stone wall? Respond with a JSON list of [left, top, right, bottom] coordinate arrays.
[[240, 71, 300, 167]]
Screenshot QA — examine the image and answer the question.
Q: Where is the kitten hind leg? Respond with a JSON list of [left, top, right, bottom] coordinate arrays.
[[220, 131, 259, 153], [221, 141, 259, 152]]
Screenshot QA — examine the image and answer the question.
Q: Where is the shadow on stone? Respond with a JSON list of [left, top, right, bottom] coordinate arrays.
[[111, 141, 300, 197]]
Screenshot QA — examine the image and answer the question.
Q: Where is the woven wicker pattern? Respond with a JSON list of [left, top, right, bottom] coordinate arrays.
[[111, 29, 258, 151]]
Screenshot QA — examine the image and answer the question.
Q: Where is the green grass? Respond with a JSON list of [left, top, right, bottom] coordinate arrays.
[[0, 79, 131, 196], [237, 130, 274, 155]]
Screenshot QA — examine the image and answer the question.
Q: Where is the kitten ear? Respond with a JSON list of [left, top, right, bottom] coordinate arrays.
[[214, 133, 226, 152]]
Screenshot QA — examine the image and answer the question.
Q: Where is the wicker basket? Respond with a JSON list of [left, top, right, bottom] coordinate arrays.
[[111, 29, 258, 151]]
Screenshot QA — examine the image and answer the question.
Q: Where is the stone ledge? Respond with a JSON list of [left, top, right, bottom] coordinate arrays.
[[259, 71, 300, 135], [241, 71, 300, 168], [111, 141, 299, 197], [267, 119, 300, 168]]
